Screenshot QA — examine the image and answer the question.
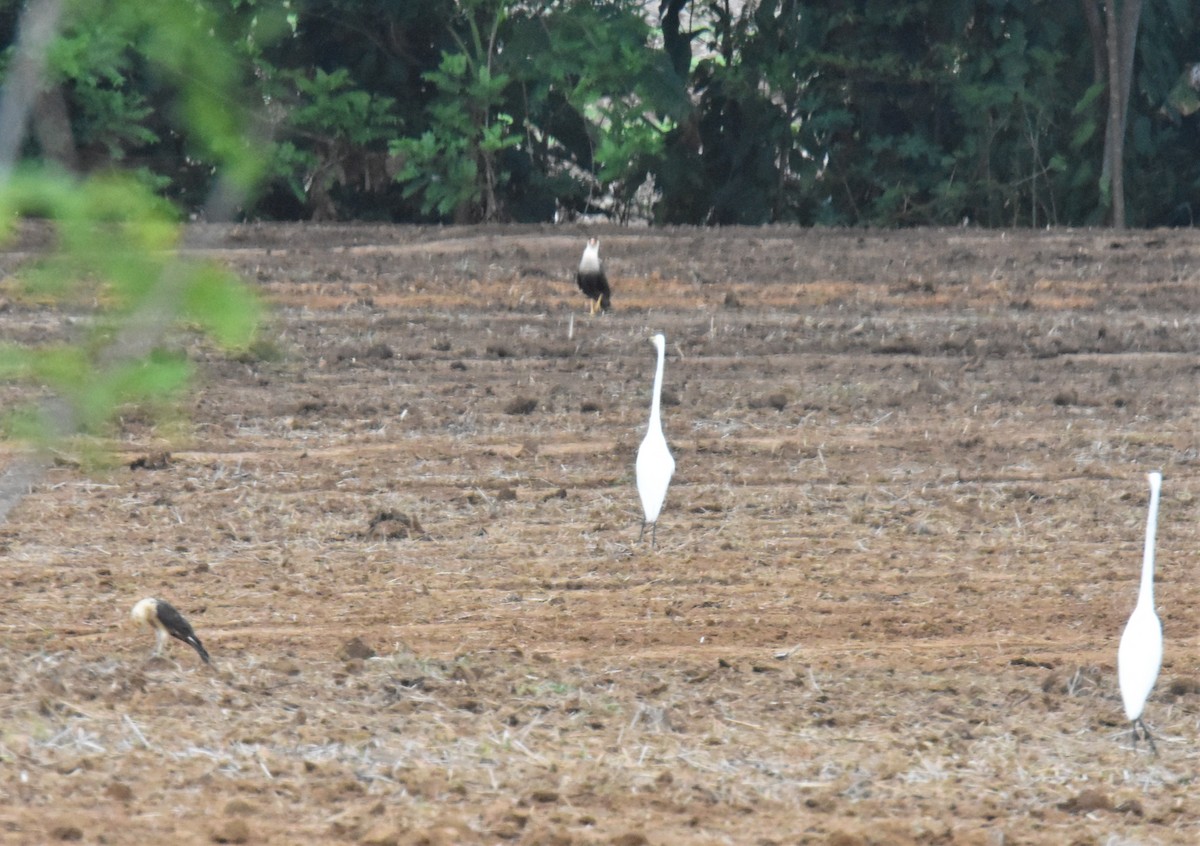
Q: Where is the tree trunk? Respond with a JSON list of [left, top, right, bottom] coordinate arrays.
[[1104, 0, 1125, 228], [1116, 0, 1143, 156], [1088, 0, 1143, 229], [660, 0, 692, 79]]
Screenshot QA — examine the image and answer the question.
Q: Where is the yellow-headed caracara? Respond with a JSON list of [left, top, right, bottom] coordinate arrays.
[[576, 238, 612, 314], [131, 597, 211, 664]]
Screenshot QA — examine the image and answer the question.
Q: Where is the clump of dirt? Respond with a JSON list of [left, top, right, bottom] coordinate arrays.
[[337, 637, 376, 661], [365, 510, 424, 540], [129, 451, 171, 470], [504, 396, 538, 415]]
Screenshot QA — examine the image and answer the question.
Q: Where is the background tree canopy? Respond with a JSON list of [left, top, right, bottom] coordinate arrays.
[[5, 0, 1199, 228]]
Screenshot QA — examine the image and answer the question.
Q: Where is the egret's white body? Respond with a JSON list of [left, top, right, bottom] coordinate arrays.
[[636, 333, 674, 547], [1117, 471, 1163, 753]]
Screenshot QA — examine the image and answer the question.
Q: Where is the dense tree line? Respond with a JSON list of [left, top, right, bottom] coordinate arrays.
[[3, 0, 1199, 228]]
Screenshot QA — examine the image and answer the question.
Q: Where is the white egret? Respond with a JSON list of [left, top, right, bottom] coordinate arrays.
[[1117, 470, 1163, 754], [131, 597, 211, 663], [636, 333, 674, 547], [576, 238, 611, 314]]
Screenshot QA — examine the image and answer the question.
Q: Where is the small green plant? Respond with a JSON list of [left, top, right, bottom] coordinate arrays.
[[391, 0, 522, 222], [262, 67, 400, 218]]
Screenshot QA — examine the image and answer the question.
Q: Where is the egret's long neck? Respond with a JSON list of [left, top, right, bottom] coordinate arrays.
[[1139, 476, 1162, 607], [649, 342, 665, 425]]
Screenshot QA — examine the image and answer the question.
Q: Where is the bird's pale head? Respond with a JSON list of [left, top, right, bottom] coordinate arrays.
[[651, 333, 666, 350], [580, 238, 602, 271], [131, 597, 157, 626]]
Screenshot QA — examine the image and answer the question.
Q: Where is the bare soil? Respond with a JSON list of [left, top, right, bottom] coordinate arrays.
[[2, 224, 1200, 845]]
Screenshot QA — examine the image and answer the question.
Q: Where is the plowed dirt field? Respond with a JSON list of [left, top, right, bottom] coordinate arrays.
[[2, 224, 1200, 845]]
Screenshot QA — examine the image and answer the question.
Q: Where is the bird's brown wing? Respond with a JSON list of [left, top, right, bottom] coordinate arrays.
[[156, 600, 211, 663]]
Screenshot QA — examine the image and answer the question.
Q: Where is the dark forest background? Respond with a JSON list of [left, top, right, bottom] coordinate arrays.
[[4, 0, 1199, 228]]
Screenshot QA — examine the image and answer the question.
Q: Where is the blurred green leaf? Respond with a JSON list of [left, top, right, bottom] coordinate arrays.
[[181, 263, 262, 350], [0, 0, 266, 453]]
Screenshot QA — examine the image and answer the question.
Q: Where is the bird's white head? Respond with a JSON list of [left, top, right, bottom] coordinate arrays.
[[650, 333, 665, 351], [131, 597, 156, 626], [580, 238, 601, 271]]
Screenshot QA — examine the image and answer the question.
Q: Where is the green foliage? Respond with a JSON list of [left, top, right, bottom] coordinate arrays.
[[392, 47, 521, 220], [391, 1, 523, 222], [0, 166, 260, 439], [0, 0, 270, 220], [392, 128, 478, 219], [1163, 68, 1200, 118], [0, 0, 264, 449], [390, 0, 687, 222], [1124, 0, 1200, 226], [260, 67, 400, 218], [502, 1, 686, 220], [285, 69, 397, 147], [180, 262, 262, 350], [3, 0, 1200, 226], [927, 16, 1080, 227], [44, 21, 158, 161]]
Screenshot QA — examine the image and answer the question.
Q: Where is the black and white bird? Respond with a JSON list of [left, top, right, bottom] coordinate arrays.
[[576, 237, 611, 314], [636, 333, 674, 547], [1117, 471, 1164, 753], [131, 597, 211, 664]]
